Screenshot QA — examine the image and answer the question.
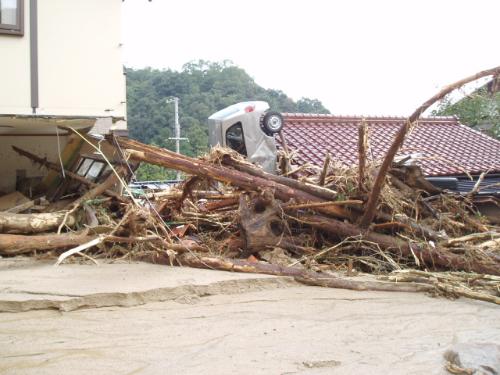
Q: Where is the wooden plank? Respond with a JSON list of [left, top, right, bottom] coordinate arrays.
[[5, 200, 35, 214], [0, 192, 30, 211], [39, 133, 85, 194]]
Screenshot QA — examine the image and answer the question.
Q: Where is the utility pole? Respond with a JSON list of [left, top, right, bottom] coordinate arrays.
[[166, 97, 188, 181]]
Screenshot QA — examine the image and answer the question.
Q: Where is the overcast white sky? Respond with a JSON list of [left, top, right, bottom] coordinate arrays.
[[122, 0, 499, 115]]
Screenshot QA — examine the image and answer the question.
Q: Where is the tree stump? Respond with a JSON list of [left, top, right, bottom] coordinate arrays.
[[239, 192, 286, 254]]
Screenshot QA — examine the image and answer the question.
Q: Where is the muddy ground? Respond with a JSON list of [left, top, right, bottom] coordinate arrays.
[[0, 259, 498, 374]]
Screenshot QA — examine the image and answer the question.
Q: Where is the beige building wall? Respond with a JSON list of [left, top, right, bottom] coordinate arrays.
[[0, 0, 126, 118], [0, 1, 31, 114], [37, 0, 126, 118]]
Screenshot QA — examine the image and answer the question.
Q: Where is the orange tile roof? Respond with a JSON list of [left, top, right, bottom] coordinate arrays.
[[280, 114, 500, 177]]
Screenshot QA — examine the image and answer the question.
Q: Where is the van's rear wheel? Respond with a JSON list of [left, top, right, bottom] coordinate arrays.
[[261, 111, 284, 135]]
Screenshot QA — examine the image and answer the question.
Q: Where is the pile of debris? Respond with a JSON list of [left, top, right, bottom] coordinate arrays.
[[0, 67, 499, 305], [1, 134, 498, 304]]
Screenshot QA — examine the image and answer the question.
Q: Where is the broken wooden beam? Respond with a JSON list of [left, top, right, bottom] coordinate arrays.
[[63, 167, 125, 211], [278, 130, 291, 175], [202, 197, 239, 212], [4, 200, 35, 214], [358, 121, 368, 192], [318, 152, 331, 187]]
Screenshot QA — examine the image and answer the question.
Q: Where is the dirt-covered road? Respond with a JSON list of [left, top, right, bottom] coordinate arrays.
[[1, 265, 498, 375]]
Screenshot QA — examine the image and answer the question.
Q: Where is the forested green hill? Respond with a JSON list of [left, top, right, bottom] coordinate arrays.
[[126, 60, 329, 180]]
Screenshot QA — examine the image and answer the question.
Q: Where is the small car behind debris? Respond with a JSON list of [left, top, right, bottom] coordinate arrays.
[[208, 101, 283, 173]]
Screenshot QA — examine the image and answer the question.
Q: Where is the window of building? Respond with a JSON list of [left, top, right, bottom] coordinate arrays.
[[75, 158, 107, 183], [225, 122, 247, 156], [0, 0, 23, 36]]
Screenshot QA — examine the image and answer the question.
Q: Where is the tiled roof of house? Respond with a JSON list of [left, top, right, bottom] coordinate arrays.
[[280, 114, 500, 177]]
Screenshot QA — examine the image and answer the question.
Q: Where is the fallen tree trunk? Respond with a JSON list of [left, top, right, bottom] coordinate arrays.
[[284, 200, 363, 210], [145, 191, 240, 200], [295, 212, 500, 276], [115, 137, 350, 219], [296, 275, 433, 293], [0, 211, 75, 234], [221, 154, 339, 201], [358, 121, 368, 192], [142, 253, 437, 293], [0, 231, 209, 256], [348, 202, 447, 241], [0, 232, 95, 255]]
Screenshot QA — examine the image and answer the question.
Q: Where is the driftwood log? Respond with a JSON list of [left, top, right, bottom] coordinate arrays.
[[0, 211, 75, 234], [0, 232, 95, 255], [114, 137, 350, 219], [145, 190, 240, 200], [221, 154, 338, 201], [0, 232, 209, 256], [141, 252, 436, 293], [296, 275, 433, 293], [295, 212, 500, 276]]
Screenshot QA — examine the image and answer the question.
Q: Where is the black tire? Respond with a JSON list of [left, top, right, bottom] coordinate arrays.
[[261, 111, 284, 135]]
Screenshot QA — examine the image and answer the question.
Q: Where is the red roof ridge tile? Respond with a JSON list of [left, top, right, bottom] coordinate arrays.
[[282, 113, 459, 123]]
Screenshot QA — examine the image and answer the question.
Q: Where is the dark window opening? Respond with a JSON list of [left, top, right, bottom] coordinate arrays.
[[225, 122, 247, 156], [0, 0, 23, 36]]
